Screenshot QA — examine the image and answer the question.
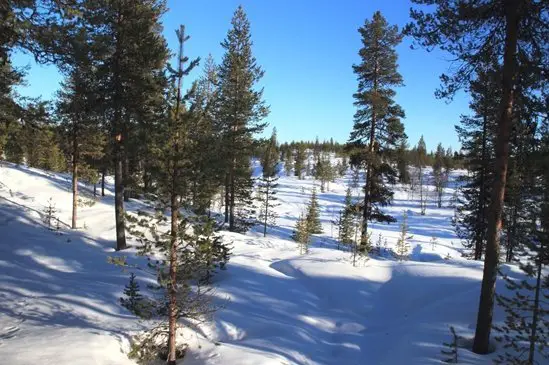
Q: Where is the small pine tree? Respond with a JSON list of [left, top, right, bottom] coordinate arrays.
[[339, 187, 355, 247], [120, 272, 144, 316], [43, 198, 57, 230], [430, 236, 438, 251], [395, 211, 413, 261], [294, 145, 307, 179], [306, 187, 323, 234], [292, 212, 310, 254], [441, 326, 459, 363]]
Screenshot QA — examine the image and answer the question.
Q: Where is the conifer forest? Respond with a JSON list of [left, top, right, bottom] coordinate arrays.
[[0, 1, 548, 364]]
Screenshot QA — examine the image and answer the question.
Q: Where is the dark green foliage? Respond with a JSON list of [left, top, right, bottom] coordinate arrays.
[[395, 211, 413, 261], [453, 67, 499, 260], [217, 6, 269, 232], [314, 154, 335, 192], [433, 143, 448, 208], [120, 273, 145, 316], [338, 187, 355, 247], [294, 144, 307, 179], [494, 122, 549, 365], [193, 218, 232, 284], [396, 138, 410, 184], [306, 187, 323, 234], [292, 212, 310, 254], [346, 11, 405, 249]]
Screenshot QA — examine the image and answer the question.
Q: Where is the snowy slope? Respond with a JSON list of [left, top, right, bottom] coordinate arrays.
[[0, 160, 519, 364]]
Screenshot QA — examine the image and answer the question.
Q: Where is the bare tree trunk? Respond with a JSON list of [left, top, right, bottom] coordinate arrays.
[[472, 0, 519, 354], [113, 4, 126, 251], [114, 140, 127, 250], [101, 168, 106, 197], [263, 183, 269, 237], [229, 165, 235, 230], [167, 192, 179, 365], [224, 173, 230, 223], [71, 133, 78, 230], [475, 112, 489, 260]]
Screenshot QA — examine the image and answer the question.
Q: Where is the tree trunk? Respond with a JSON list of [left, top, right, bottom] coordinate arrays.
[[167, 192, 179, 365], [224, 173, 230, 223], [71, 133, 78, 230], [123, 153, 130, 202], [263, 183, 269, 237], [472, 0, 519, 354], [101, 168, 106, 196], [113, 4, 126, 251], [114, 139, 127, 251], [528, 245, 543, 364], [476, 112, 489, 261], [229, 165, 235, 231]]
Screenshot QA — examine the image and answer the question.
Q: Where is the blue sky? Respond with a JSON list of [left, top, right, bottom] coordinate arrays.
[[12, 0, 470, 151]]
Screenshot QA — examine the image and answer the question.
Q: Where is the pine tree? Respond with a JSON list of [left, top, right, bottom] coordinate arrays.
[[83, 0, 170, 250], [56, 33, 105, 229], [126, 25, 199, 365], [346, 11, 405, 250], [294, 144, 307, 179], [494, 120, 549, 365], [396, 138, 410, 184], [415, 136, 428, 215], [433, 143, 448, 208], [306, 187, 323, 235], [395, 211, 413, 261], [284, 148, 293, 176], [187, 55, 223, 215], [339, 187, 355, 247], [120, 272, 144, 316], [292, 212, 310, 255], [406, 0, 548, 354], [217, 6, 269, 232], [314, 154, 334, 193], [453, 67, 498, 261], [257, 129, 280, 237]]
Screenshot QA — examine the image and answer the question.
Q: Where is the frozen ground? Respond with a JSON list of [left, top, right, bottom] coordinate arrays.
[[0, 160, 520, 364]]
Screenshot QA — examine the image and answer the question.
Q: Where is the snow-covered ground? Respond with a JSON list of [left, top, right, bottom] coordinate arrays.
[[0, 160, 519, 364]]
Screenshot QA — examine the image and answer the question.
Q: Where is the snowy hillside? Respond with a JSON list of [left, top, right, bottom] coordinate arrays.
[[0, 160, 521, 364]]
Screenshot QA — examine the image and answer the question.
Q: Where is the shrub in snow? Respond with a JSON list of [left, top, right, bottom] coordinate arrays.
[[441, 326, 459, 363], [292, 211, 310, 255], [42, 197, 58, 230], [395, 211, 413, 261], [120, 272, 150, 318]]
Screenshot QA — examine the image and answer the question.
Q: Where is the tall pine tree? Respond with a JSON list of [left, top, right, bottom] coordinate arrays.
[[217, 6, 269, 232], [346, 11, 405, 250]]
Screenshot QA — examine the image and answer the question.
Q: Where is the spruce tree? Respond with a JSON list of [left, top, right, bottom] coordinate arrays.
[[187, 55, 223, 215], [257, 129, 280, 237], [346, 11, 405, 250], [415, 136, 428, 215], [294, 144, 307, 179], [406, 0, 549, 353], [83, 0, 169, 250], [339, 187, 355, 247], [396, 138, 410, 184], [306, 187, 323, 235], [292, 212, 310, 255], [494, 116, 549, 365], [453, 67, 498, 261], [56, 33, 105, 229], [395, 211, 413, 261], [217, 6, 269, 232], [433, 143, 447, 208]]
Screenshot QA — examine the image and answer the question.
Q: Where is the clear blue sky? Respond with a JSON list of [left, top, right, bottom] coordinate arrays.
[[13, 0, 470, 151]]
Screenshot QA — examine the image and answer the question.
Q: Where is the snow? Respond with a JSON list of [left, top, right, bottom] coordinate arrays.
[[0, 160, 517, 364]]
